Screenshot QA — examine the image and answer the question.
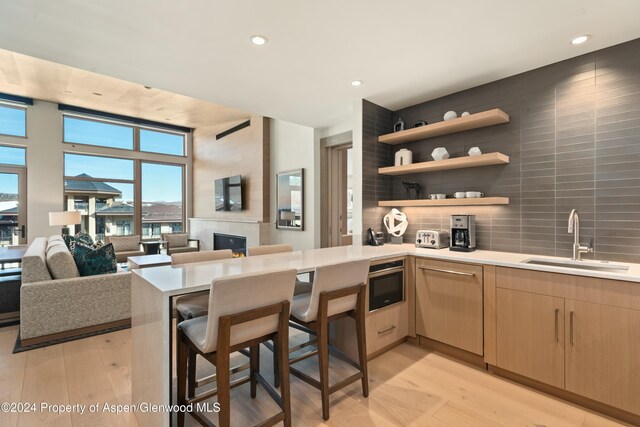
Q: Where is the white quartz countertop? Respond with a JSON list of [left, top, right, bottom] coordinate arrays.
[[133, 244, 640, 295]]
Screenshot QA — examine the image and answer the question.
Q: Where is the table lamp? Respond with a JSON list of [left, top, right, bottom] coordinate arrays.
[[49, 211, 82, 236]]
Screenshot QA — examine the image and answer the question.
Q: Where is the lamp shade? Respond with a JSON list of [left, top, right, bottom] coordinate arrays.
[[49, 211, 82, 227]]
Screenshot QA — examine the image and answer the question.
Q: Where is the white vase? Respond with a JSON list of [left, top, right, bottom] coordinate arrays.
[[395, 149, 413, 166]]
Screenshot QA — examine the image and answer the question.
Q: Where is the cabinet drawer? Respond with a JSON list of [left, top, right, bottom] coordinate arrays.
[[416, 259, 484, 355], [366, 302, 408, 354]]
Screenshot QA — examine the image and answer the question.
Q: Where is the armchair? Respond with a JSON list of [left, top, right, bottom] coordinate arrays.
[[162, 233, 200, 256], [105, 235, 144, 263]]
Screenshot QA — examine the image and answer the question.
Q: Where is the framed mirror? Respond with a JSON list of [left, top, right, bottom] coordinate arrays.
[[276, 169, 303, 230]]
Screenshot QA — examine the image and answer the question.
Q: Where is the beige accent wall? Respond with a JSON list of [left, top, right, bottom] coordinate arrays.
[[192, 116, 270, 222]]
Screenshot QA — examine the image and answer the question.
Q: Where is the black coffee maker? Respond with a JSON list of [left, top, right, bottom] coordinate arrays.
[[450, 215, 476, 252]]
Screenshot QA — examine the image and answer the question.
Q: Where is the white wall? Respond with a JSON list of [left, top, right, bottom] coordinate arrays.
[[1, 100, 64, 241], [269, 119, 318, 250]]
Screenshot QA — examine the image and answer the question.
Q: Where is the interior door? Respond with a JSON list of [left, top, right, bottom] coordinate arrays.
[[326, 144, 352, 247], [0, 166, 27, 245], [565, 299, 640, 415]]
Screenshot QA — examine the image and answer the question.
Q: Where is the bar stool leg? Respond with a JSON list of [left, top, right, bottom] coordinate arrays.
[[217, 321, 232, 427], [317, 319, 331, 420], [272, 339, 280, 388], [176, 330, 188, 427], [187, 348, 197, 398], [278, 319, 292, 426], [355, 309, 369, 397], [250, 345, 259, 398]]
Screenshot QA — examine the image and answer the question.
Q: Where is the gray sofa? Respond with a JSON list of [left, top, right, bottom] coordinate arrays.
[[20, 235, 131, 345]]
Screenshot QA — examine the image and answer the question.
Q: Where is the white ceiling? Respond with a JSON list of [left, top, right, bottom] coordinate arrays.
[[1, 0, 640, 129]]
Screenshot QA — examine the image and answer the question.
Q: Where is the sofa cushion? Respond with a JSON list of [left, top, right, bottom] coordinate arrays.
[[108, 235, 140, 252], [168, 246, 198, 255], [21, 237, 52, 284], [73, 243, 117, 276], [46, 239, 80, 279], [164, 233, 188, 249]]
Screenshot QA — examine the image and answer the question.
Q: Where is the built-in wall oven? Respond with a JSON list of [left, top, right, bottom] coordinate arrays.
[[368, 259, 404, 312]]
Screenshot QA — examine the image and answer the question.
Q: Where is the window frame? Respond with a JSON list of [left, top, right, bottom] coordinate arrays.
[[0, 144, 27, 167], [0, 102, 28, 139], [63, 152, 186, 242], [62, 113, 187, 157]]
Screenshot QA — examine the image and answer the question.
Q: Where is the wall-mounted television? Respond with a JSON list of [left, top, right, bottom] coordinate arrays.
[[215, 175, 243, 212]]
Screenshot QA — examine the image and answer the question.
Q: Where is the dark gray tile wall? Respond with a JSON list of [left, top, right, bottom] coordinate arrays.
[[362, 100, 393, 244], [362, 38, 640, 262]]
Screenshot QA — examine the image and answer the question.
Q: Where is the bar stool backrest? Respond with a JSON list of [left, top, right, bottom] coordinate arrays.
[[247, 244, 293, 256], [200, 268, 297, 353], [301, 259, 370, 322], [171, 249, 233, 266]]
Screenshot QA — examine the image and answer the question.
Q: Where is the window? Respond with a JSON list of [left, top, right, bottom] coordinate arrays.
[[141, 163, 184, 238], [0, 104, 26, 137], [64, 154, 136, 240], [0, 145, 26, 166], [61, 110, 189, 243], [63, 116, 134, 150], [65, 153, 134, 180], [140, 129, 185, 156]]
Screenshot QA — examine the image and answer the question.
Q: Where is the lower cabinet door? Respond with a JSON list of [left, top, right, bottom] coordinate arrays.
[[367, 303, 409, 355], [496, 288, 565, 389], [565, 299, 640, 415], [416, 259, 483, 355]]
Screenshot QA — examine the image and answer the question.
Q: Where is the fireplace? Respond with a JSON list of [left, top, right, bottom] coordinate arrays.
[[213, 233, 247, 257]]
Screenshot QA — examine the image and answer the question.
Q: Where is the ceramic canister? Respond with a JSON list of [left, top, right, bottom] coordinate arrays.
[[395, 149, 413, 166]]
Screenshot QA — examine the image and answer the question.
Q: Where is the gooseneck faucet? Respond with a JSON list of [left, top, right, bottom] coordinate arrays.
[[568, 209, 593, 261]]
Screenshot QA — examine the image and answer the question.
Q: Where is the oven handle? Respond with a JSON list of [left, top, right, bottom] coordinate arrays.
[[418, 266, 475, 277], [368, 267, 404, 279]]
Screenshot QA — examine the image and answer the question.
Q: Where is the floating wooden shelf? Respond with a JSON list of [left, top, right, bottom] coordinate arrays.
[[378, 108, 510, 145], [378, 152, 509, 176], [378, 197, 509, 207]]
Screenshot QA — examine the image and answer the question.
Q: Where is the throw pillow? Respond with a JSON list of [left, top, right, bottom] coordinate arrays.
[[65, 232, 94, 255], [73, 242, 117, 277], [75, 232, 94, 245]]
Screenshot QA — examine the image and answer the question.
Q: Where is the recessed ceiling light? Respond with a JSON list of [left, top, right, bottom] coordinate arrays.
[[571, 35, 590, 45], [92, 92, 103, 96], [250, 35, 267, 46], [351, 80, 363, 87]]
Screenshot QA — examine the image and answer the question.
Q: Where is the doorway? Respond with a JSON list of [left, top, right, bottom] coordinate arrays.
[[0, 166, 27, 246], [321, 132, 353, 247]]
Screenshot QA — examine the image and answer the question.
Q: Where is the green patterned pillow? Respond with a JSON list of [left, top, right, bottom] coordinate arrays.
[[73, 242, 117, 276], [66, 232, 95, 255]]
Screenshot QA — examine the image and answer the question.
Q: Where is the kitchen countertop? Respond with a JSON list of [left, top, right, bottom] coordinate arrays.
[[133, 243, 640, 295]]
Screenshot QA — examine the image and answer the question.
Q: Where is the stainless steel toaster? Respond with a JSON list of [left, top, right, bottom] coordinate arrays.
[[415, 229, 450, 249]]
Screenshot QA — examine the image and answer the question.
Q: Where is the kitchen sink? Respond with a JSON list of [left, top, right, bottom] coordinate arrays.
[[522, 258, 629, 273]]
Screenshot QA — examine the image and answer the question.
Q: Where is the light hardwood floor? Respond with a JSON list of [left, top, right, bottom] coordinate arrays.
[[0, 325, 631, 427]]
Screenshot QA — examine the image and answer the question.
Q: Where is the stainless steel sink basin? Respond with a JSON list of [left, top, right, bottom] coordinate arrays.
[[522, 258, 629, 273]]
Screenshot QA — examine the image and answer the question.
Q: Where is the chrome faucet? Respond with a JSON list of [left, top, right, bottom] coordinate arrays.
[[568, 209, 593, 261]]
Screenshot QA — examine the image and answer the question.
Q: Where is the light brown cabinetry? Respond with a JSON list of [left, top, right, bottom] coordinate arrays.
[[495, 267, 640, 417], [366, 303, 409, 355], [416, 259, 483, 355], [565, 299, 640, 415], [496, 288, 564, 388]]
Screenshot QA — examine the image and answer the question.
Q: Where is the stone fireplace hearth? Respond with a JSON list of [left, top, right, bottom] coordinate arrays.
[[188, 218, 270, 251]]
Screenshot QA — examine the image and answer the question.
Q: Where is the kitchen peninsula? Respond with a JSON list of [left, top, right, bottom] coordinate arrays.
[[131, 244, 640, 426]]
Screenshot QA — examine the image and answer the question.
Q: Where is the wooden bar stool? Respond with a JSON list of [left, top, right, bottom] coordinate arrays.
[[247, 244, 313, 295], [177, 268, 297, 427], [288, 259, 371, 420], [172, 249, 233, 321]]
